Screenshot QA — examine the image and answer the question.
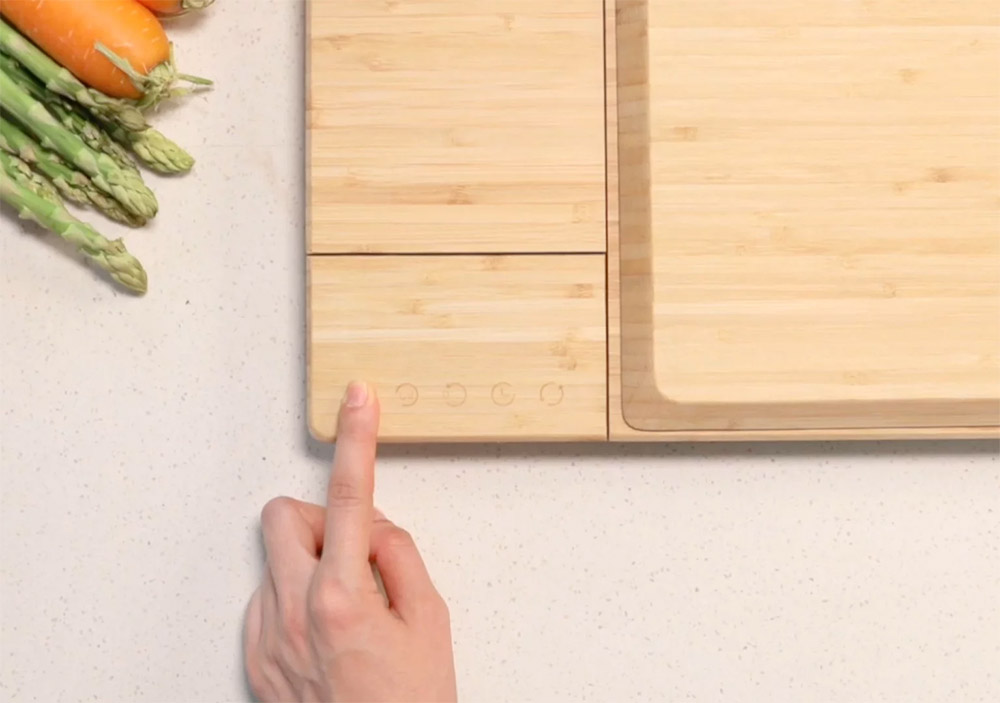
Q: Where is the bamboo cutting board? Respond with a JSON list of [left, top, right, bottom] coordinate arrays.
[[306, 0, 1000, 442], [614, 0, 1000, 436]]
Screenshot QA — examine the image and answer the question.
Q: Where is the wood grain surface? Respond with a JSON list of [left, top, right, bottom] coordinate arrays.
[[615, 0, 1000, 434], [305, 0, 999, 441], [308, 255, 607, 441], [307, 0, 606, 254]]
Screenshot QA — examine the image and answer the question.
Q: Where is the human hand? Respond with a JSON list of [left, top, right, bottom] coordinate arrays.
[[244, 381, 457, 702]]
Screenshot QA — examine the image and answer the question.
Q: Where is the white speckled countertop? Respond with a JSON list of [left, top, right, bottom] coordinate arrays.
[[1, 3, 998, 702]]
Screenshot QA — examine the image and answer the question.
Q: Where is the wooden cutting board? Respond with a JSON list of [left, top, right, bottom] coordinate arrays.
[[307, 0, 1000, 442], [612, 0, 1000, 437]]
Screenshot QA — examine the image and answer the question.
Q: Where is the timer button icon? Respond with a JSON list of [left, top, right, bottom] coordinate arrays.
[[491, 382, 515, 406]]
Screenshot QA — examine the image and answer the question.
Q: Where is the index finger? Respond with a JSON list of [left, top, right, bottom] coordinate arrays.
[[319, 380, 381, 585]]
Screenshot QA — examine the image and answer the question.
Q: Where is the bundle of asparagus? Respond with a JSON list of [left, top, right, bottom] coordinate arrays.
[[0, 0, 214, 296]]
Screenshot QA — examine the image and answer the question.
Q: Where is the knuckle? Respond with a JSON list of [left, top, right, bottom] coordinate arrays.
[[260, 496, 295, 531], [414, 591, 450, 629], [430, 592, 451, 627], [307, 581, 360, 630], [383, 526, 416, 552], [326, 478, 363, 508]]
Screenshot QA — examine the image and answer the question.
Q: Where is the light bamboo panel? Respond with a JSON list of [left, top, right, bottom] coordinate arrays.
[[615, 0, 1000, 435], [308, 255, 607, 441], [605, 0, 998, 441], [307, 0, 606, 254]]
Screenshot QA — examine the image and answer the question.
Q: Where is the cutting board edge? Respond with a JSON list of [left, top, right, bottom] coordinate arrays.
[[302, 0, 998, 444], [606, 419, 999, 442]]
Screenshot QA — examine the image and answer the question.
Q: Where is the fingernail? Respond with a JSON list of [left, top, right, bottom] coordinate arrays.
[[343, 380, 369, 408]]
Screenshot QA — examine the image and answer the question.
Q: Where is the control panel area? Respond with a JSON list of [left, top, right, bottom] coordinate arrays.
[[389, 381, 566, 410], [308, 254, 607, 442]]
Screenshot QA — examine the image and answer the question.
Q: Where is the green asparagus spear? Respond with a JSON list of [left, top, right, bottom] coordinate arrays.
[[103, 120, 195, 174], [3, 50, 192, 175], [0, 127, 60, 202], [0, 116, 146, 227], [0, 19, 147, 131], [0, 150, 147, 294], [0, 53, 140, 175], [0, 68, 157, 220], [49, 96, 140, 175], [78, 182, 147, 228], [0, 114, 88, 205]]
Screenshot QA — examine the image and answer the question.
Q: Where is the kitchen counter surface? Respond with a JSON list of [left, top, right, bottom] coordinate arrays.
[[2, 2, 998, 701]]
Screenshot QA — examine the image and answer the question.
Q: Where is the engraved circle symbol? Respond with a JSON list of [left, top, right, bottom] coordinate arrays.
[[491, 382, 515, 406], [444, 382, 467, 407], [395, 383, 419, 407], [540, 382, 564, 406]]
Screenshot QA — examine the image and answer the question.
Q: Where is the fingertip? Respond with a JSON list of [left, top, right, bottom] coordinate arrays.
[[336, 381, 380, 437], [341, 380, 371, 408]]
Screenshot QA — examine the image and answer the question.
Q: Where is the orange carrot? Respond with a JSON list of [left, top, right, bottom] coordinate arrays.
[[0, 0, 204, 102], [135, 0, 215, 17]]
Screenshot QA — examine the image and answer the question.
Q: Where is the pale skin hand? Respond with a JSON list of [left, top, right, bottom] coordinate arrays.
[[244, 381, 458, 702]]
